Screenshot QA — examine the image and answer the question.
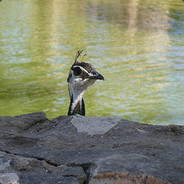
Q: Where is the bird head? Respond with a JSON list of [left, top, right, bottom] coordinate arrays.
[[67, 50, 104, 116], [67, 50, 104, 97]]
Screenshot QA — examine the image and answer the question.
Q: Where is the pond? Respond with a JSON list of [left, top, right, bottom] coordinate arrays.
[[0, 0, 184, 125]]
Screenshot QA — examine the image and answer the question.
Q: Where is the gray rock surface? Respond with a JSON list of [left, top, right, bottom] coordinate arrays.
[[0, 112, 183, 184]]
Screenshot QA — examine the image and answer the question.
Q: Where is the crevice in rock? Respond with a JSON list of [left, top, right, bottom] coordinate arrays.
[[144, 175, 148, 184], [81, 163, 93, 184], [0, 148, 59, 168], [31, 156, 60, 167], [0, 149, 15, 155], [67, 162, 95, 184]]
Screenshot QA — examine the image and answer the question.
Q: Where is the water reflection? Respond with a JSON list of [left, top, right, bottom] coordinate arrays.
[[0, 0, 184, 125]]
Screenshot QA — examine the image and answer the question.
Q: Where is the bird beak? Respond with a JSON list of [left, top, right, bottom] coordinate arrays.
[[89, 71, 105, 81]]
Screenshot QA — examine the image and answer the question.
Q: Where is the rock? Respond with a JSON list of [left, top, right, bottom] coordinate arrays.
[[0, 112, 47, 136], [89, 154, 170, 184], [0, 173, 19, 184], [0, 151, 20, 184], [89, 173, 169, 184], [71, 115, 122, 136], [0, 112, 183, 184], [0, 151, 85, 184]]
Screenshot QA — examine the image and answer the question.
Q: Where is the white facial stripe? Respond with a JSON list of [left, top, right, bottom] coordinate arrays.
[[72, 65, 92, 76]]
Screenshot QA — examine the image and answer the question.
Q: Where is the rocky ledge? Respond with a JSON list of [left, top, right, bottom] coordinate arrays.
[[0, 112, 183, 184]]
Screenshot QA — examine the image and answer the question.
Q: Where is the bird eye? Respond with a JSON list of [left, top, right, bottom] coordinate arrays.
[[73, 67, 82, 76], [91, 70, 98, 75]]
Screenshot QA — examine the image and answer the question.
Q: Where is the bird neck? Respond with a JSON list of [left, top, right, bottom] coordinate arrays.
[[68, 90, 85, 116]]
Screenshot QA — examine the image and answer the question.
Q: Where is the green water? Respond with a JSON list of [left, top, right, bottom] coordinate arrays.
[[0, 0, 184, 125]]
